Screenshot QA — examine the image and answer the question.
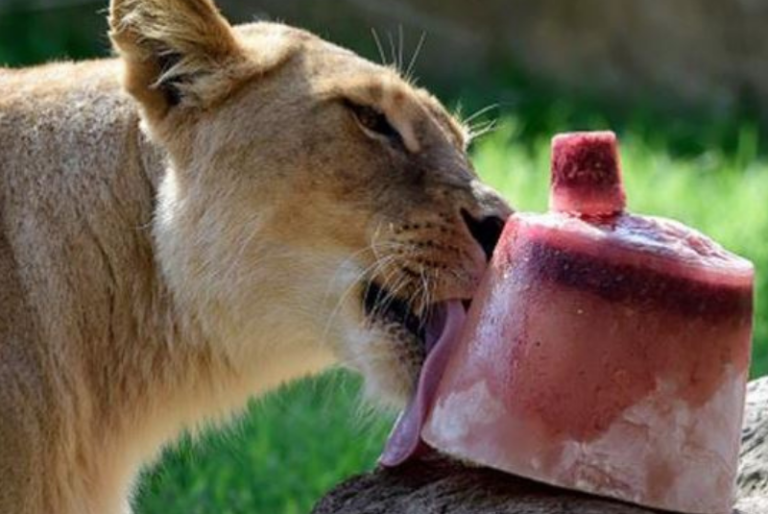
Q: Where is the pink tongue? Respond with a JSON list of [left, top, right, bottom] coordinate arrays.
[[379, 300, 466, 467]]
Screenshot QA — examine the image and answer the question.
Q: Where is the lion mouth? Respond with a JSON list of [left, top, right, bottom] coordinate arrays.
[[362, 281, 444, 354], [362, 280, 468, 467]]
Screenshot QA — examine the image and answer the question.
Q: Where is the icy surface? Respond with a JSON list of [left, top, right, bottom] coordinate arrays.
[[400, 131, 754, 514], [420, 209, 752, 514], [518, 212, 754, 281], [425, 368, 747, 514]]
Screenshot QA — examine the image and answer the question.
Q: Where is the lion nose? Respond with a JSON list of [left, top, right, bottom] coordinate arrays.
[[460, 209, 506, 261]]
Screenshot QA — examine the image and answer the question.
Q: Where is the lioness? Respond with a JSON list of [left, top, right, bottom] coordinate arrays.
[[0, 0, 511, 512]]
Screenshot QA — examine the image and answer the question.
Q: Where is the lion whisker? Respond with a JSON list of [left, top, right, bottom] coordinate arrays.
[[467, 119, 500, 143], [398, 24, 404, 74], [404, 31, 426, 82], [462, 102, 500, 126], [370, 28, 387, 66], [387, 31, 398, 72], [320, 252, 401, 347]]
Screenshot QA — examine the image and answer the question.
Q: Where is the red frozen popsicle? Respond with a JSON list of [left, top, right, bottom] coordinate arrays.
[[385, 131, 755, 514]]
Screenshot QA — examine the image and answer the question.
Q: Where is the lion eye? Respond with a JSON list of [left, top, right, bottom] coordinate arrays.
[[345, 101, 402, 145]]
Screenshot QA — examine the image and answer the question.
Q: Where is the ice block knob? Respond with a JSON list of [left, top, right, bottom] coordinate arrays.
[[550, 131, 626, 216]]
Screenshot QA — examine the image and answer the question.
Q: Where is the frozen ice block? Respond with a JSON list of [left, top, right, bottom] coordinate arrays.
[[419, 132, 755, 514]]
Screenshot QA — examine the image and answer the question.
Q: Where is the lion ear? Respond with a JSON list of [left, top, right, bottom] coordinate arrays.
[[109, 0, 245, 120]]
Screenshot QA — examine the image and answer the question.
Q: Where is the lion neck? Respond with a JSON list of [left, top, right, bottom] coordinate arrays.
[[69, 112, 334, 512]]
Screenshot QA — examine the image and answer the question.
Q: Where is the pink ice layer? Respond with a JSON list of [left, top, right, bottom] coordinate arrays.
[[421, 133, 755, 514]]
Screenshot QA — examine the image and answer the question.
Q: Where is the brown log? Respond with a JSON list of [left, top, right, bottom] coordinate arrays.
[[313, 378, 768, 514]]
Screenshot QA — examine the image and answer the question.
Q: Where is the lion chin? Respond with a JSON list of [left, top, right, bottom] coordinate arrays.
[[0, 0, 511, 512]]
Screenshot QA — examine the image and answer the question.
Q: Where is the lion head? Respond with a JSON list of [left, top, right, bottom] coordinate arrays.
[[110, 0, 511, 406]]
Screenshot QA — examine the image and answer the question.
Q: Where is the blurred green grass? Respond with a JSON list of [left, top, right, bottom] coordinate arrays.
[[135, 372, 392, 514], [135, 115, 768, 514]]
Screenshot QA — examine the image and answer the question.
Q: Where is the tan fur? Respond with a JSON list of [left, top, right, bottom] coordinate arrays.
[[0, 1, 511, 512]]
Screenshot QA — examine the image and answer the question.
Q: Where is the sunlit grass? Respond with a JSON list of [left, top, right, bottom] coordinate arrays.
[[136, 117, 768, 514], [136, 372, 393, 514]]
